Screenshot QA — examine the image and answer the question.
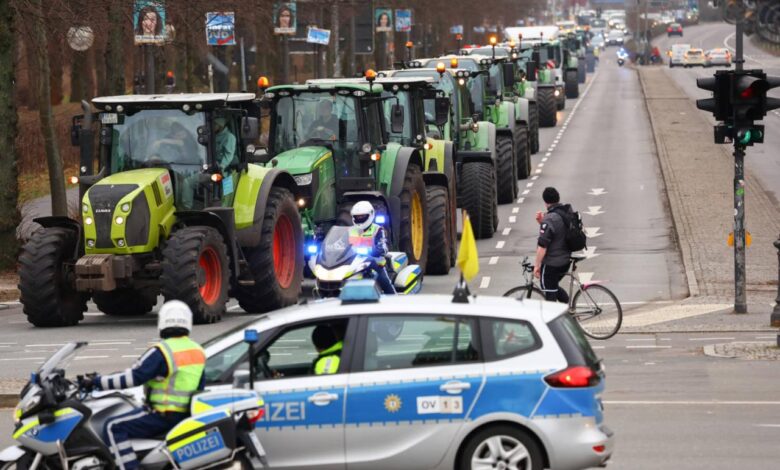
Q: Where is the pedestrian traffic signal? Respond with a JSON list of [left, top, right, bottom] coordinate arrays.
[[731, 71, 780, 122], [696, 71, 731, 121], [735, 125, 764, 146]]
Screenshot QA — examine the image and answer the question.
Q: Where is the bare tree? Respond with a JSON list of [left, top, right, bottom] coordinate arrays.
[[0, 0, 18, 268]]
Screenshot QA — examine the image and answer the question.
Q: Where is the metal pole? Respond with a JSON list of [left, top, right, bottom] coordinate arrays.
[[771, 237, 780, 327], [282, 35, 290, 83], [145, 45, 155, 94], [332, 1, 341, 77], [240, 37, 248, 92], [349, 2, 356, 76], [735, 20, 744, 72], [734, 144, 747, 313]]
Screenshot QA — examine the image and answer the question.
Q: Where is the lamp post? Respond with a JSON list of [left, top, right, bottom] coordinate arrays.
[[770, 237, 780, 331]]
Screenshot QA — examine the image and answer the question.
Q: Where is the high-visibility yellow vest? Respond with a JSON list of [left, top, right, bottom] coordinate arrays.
[[146, 337, 205, 413], [314, 341, 343, 375], [349, 225, 379, 248]]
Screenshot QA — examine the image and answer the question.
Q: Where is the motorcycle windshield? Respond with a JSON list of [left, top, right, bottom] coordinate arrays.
[[319, 226, 355, 269], [38, 342, 88, 378]]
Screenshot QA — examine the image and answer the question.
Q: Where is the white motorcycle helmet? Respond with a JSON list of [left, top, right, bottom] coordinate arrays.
[[157, 300, 193, 337], [351, 201, 375, 232]]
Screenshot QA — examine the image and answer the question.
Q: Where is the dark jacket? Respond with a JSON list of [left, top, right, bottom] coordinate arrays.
[[538, 203, 571, 267]]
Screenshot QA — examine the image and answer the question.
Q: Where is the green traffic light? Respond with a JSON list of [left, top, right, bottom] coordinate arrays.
[[739, 130, 752, 145]]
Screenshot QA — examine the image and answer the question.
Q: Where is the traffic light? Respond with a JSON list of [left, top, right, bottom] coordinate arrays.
[[735, 125, 764, 146], [731, 71, 780, 122], [165, 70, 175, 93], [696, 71, 731, 121]]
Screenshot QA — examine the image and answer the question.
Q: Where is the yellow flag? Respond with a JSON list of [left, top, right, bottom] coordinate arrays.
[[457, 213, 479, 282]]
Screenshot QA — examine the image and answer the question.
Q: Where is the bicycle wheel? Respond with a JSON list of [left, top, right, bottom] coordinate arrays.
[[571, 284, 623, 340], [503, 285, 546, 300]]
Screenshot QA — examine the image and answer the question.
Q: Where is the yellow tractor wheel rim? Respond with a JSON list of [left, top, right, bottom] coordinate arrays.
[[411, 192, 424, 260]]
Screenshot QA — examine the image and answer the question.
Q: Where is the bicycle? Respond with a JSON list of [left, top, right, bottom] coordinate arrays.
[[503, 255, 623, 340]]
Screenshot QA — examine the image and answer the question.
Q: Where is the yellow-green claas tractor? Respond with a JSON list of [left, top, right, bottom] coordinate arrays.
[[18, 94, 305, 327]]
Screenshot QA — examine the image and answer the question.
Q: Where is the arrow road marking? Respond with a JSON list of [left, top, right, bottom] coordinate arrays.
[[584, 227, 602, 238], [588, 188, 608, 196], [579, 246, 599, 259], [509, 216, 517, 223], [583, 206, 605, 216], [579, 272, 594, 284]]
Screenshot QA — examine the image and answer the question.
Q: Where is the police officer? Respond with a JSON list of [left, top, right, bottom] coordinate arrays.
[[534, 187, 571, 303], [311, 325, 343, 375], [92, 300, 206, 470], [349, 201, 396, 294]]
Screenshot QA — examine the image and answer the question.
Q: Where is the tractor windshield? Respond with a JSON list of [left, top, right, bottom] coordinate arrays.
[[272, 92, 359, 154], [467, 77, 486, 115], [109, 110, 207, 209]]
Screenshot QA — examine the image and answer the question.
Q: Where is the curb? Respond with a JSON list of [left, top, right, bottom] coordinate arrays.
[[636, 68, 700, 298]]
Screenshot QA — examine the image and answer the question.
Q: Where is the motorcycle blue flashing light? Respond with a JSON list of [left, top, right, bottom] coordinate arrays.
[[375, 214, 386, 224], [354, 246, 370, 256], [306, 244, 318, 255]]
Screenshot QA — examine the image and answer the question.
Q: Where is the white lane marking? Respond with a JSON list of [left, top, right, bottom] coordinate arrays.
[[644, 362, 656, 366], [549, 144, 556, 149], [509, 216, 517, 223], [512, 207, 519, 213], [526, 182, 534, 188], [583, 206, 605, 216], [579, 272, 594, 284], [541, 157, 548, 162], [584, 227, 602, 238], [479, 277, 491, 289], [755, 424, 780, 428], [522, 189, 530, 195], [25, 344, 66, 347], [588, 188, 608, 196], [75, 356, 110, 360], [605, 400, 780, 406], [553, 139, 560, 144], [531, 175, 539, 180], [502, 228, 511, 236], [496, 241, 506, 249], [537, 163, 544, 168], [90, 341, 132, 346], [0, 357, 45, 362], [489, 256, 499, 265], [0, 343, 16, 345], [534, 169, 542, 174], [625, 338, 658, 342], [591, 345, 606, 350], [517, 197, 525, 204], [122, 355, 138, 358], [688, 337, 735, 341], [545, 152, 552, 157], [755, 335, 777, 339], [626, 345, 672, 349]]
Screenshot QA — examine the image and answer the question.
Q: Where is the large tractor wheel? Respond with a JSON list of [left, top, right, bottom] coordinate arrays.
[[565, 70, 580, 98], [515, 125, 532, 180], [578, 60, 587, 84], [425, 185, 451, 275], [19, 227, 87, 327], [461, 162, 497, 239], [495, 134, 517, 204], [236, 187, 303, 313], [537, 88, 558, 127], [529, 102, 540, 154], [94, 288, 157, 316], [161, 227, 230, 324], [399, 165, 429, 269]]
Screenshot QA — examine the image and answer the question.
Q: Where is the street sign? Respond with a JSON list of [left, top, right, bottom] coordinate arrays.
[[306, 27, 330, 46], [205, 12, 236, 46], [450, 25, 464, 35]]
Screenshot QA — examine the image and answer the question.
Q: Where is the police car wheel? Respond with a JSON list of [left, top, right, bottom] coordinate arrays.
[[459, 425, 543, 470]]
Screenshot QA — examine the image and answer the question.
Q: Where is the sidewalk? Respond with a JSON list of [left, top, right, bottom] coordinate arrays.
[[634, 66, 780, 332]]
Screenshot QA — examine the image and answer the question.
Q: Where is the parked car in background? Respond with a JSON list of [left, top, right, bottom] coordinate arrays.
[[683, 48, 706, 67], [669, 43, 691, 67], [705, 48, 732, 67]]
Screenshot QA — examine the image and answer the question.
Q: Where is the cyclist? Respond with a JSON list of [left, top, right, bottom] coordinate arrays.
[[534, 187, 571, 303]]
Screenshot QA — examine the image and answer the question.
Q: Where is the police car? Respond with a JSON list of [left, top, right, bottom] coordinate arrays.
[[202, 282, 614, 469]]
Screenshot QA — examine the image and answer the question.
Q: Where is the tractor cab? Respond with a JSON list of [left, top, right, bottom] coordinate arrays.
[[86, 94, 261, 211]]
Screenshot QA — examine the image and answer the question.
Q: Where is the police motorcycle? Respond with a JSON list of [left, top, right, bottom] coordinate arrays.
[[0, 342, 268, 470], [308, 225, 423, 298], [616, 47, 629, 66]]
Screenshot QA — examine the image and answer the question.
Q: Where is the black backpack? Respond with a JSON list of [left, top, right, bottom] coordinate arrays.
[[551, 204, 587, 252]]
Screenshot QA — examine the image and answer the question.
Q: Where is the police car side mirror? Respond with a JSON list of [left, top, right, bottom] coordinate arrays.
[[232, 369, 250, 388]]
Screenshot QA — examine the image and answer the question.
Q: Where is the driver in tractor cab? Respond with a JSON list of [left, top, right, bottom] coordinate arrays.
[[306, 99, 339, 140], [213, 117, 237, 173], [86, 301, 206, 470], [349, 201, 396, 295]]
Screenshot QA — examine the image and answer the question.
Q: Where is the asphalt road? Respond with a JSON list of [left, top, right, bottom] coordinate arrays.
[[653, 22, 780, 205]]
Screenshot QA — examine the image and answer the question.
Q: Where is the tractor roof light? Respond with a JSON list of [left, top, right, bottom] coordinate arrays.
[[257, 76, 270, 91], [450, 58, 458, 68], [489, 36, 497, 46], [436, 62, 446, 75], [405, 41, 413, 49], [211, 173, 224, 183], [365, 69, 377, 81]]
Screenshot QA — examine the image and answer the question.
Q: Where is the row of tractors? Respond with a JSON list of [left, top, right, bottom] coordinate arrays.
[[17, 26, 591, 327]]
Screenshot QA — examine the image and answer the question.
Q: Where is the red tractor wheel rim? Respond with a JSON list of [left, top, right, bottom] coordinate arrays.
[[198, 246, 222, 305], [273, 214, 295, 289]]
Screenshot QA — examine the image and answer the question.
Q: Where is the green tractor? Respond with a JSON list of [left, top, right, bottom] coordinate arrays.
[[18, 94, 305, 327], [257, 76, 453, 273], [564, 31, 588, 86], [391, 64, 500, 240]]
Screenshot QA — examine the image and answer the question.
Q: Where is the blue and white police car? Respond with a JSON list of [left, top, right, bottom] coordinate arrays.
[[203, 283, 614, 469]]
